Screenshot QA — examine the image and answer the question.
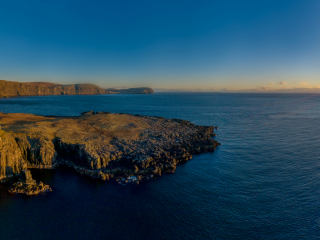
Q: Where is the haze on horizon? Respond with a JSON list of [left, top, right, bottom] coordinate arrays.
[[0, 0, 319, 92]]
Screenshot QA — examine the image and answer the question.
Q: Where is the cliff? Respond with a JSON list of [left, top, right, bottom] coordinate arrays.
[[0, 132, 27, 180], [0, 112, 219, 192], [0, 80, 154, 98]]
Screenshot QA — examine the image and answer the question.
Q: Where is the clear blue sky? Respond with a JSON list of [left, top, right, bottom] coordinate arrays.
[[0, 0, 319, 91]]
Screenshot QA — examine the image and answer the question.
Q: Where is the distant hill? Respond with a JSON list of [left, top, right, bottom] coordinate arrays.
[[106, 87, 154, 94], [0, 80, 154, 98]]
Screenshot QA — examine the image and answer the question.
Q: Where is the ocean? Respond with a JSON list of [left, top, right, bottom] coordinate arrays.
[[0, 93, 320, 239]]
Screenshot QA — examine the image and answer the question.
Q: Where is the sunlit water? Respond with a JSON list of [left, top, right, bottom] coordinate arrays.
[[0, 93, 320, 239]]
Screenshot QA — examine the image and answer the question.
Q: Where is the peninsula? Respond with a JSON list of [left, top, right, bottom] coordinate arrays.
[[0, 111, 219, 194], [0, 80, 154, 98]]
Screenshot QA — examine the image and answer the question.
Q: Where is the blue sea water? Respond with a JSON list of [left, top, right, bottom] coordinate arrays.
[[0, 93, 320, 239]]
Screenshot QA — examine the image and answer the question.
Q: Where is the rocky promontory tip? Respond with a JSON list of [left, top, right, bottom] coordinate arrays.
[[0, 111, 219, 194], [0, 80, 154, 98]]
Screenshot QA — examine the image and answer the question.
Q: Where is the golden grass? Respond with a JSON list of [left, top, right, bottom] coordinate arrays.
[[0, 113, 153, 146]]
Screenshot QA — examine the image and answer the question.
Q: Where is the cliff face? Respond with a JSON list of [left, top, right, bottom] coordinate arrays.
[[0, 112, 219, 184], [0, 132, 58, 181], [15, 134, 57, 169], [0, 80, 154, 98], [0, 133, 26, 180]]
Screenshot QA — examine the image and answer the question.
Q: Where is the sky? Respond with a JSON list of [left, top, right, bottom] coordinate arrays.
[[0, 0, 319, 92]]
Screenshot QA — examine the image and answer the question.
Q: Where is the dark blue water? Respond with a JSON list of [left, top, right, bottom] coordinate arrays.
[[1, 93, 320, 239]]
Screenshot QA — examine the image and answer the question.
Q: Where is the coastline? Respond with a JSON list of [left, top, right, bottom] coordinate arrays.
[[0, 80, 154, 98]]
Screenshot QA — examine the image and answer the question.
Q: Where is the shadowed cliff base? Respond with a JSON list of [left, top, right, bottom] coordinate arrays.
[[0, 111, 219, 193], [0, 80, 154, 98]]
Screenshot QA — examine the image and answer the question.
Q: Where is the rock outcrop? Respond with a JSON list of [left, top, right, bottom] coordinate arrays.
[[0, 112, 220, 191], [8, 169, 52, 195], [0, 80, 154, 98]]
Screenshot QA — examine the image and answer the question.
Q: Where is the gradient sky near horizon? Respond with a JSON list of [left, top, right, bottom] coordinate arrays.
[[0, 0, 319, 91]]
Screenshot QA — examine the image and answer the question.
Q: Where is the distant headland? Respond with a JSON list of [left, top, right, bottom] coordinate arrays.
[[0, 80, 154, 98]]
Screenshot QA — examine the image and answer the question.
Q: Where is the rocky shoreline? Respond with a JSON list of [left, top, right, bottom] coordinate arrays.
[[0, 111, 220, 194]]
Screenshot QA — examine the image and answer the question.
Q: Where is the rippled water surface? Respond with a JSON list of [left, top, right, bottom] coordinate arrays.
[[1, 93, 320, 239]]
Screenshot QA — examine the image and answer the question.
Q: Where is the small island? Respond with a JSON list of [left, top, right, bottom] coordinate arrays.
[[0, 111, 219, 194]]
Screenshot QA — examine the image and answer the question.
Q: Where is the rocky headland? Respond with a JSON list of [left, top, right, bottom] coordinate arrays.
[[0, 111, 219, 194], [0, 80, 154, 98]]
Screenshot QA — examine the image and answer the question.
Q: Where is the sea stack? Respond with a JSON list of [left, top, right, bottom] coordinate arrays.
[[8, 170, 52, 195]]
